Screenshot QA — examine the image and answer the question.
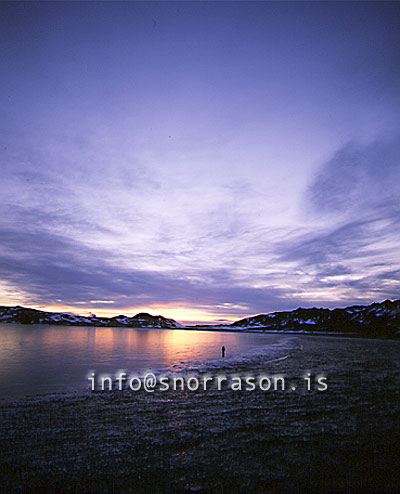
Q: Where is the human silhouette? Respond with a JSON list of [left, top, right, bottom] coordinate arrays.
[[221, 345, 226, 358]]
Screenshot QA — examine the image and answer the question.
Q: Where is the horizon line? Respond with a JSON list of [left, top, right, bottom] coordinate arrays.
[[1, 297, 397, 327]]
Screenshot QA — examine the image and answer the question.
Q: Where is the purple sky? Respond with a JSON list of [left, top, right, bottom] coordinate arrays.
[[1, 2, 400, 324]]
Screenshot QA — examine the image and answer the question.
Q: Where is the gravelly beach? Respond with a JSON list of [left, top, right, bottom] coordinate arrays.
[[1, 336, 399, 494]]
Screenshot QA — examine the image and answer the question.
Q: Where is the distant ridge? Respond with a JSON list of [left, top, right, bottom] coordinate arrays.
[[229, 299, 400, 338], [0, 306, 181, 328]]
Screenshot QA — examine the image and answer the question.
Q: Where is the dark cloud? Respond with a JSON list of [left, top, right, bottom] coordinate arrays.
[[1, 204, 114, 237], [279, 216, 398, 267], [307, 136, 400, 216]]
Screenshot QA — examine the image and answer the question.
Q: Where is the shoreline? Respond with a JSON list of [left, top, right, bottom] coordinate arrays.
[[1, 320, 399, 341]]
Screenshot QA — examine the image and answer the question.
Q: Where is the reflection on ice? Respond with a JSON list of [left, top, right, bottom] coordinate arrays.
[[0, 324, 299, 399]]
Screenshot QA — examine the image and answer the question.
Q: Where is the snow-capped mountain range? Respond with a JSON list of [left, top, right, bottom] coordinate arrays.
[[0, 299, 399, 337], [0, 306, 181, 328]]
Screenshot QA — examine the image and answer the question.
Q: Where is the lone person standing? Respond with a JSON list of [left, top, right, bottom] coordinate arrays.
[[221, 345, 226, 358]]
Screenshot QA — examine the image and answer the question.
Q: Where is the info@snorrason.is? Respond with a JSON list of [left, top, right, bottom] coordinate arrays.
[[87, 372, 328, 393]]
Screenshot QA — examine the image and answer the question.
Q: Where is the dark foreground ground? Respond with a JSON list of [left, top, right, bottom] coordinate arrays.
[[0, 336, 399, 493]]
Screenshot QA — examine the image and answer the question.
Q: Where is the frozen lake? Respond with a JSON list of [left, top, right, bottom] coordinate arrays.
[[0, 324, 294, 399], [1, 334, 399, 492]]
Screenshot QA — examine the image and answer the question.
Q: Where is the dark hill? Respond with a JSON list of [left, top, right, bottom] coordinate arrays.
[[230, 299, 400, 338]]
